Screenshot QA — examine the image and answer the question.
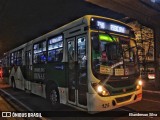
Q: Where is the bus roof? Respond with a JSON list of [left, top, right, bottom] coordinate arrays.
[[6, 15, 132, 54]]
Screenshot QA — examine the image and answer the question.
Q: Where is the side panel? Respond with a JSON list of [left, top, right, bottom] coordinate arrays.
[[31, 83, 46, 97], [45, 62, 67, 87], [66, 35, 88, 108], [9, 66, 25, 90]]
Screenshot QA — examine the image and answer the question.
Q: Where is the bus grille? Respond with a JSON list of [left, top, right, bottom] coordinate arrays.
[[115, 95, 132, 103], [112, 87, 134, 94], [107, 79, 135, 88]]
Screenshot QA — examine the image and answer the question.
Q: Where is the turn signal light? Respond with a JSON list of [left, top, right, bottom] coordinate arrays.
[[136, 80, 143, 90]]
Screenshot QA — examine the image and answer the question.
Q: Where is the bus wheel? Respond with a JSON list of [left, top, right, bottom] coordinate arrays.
[[47, 86, 59, 105]]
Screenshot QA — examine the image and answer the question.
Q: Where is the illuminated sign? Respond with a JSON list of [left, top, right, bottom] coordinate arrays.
[[96, 21, 126, 33], [99, 34, 116, 42], [110, 24, 126, 33], [97, 21, 105, 29], [48, 35, 63, 51], [91, 18, 130, 34], [49, 35, 63, 44]]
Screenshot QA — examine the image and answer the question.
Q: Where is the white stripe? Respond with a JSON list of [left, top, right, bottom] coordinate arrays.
[[118, 108, 132, 112], [143, 89, 160, 94], [143, 98, 160, 104]]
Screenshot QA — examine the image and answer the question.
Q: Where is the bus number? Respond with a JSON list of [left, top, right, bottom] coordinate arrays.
[[102, 103, 109, 108]]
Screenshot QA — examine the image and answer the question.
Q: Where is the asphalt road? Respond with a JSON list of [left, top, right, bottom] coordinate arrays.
[[0, 81, 160, 120]]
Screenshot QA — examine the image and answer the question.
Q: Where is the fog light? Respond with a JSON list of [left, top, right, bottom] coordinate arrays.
[[136, 80, 142, 90], [102, 91, 107, 96], [136, 85, 140, 90]]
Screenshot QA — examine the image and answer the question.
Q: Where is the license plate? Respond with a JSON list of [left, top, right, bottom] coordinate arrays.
[[115, 68, 124, 76]]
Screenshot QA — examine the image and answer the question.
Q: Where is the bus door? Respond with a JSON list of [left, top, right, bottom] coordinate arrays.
[[67, 38, 76, 105], [76, 35, 87, 107], [67, 35, 87, 108]]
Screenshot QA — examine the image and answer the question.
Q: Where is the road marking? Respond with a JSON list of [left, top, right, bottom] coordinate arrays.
[[143, 98, 160, 104], [118, 108, 133, 112], [143, 89, 160, 94]]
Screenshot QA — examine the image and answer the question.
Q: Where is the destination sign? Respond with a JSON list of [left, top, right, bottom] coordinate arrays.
[[48, 35, 63, 44], [91, 18, 130, 35]]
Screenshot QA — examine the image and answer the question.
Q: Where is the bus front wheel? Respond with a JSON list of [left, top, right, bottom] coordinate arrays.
[[47, 85, 59, 105]]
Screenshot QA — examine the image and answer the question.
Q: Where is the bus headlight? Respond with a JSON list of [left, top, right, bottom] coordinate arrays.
[[97, 85, 110, 96], [138, 80, 143, 86], [97, 85, 103, 92], [92, 83, 110, 97], [136, 80, 143, 90]]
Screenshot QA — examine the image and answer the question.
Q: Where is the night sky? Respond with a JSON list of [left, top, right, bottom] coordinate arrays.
[[0, 0, 125, 57]]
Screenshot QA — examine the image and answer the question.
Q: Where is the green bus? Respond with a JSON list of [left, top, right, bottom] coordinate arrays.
[[1, 15, 142, 112]]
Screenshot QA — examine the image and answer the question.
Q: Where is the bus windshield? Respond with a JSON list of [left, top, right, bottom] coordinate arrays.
[[92, 32, 138, 80]]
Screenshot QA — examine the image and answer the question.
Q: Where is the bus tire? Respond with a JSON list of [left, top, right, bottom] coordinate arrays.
[[47, 85, 59, 105]]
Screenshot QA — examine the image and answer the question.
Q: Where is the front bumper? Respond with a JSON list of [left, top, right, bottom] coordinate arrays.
[[87, 88, 142, 112]]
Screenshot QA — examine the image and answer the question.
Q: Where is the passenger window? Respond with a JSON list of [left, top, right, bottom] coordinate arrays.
[[33, 41, 47, 64], [48, 35, 63, 62], [10, 49, 23, 66]]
